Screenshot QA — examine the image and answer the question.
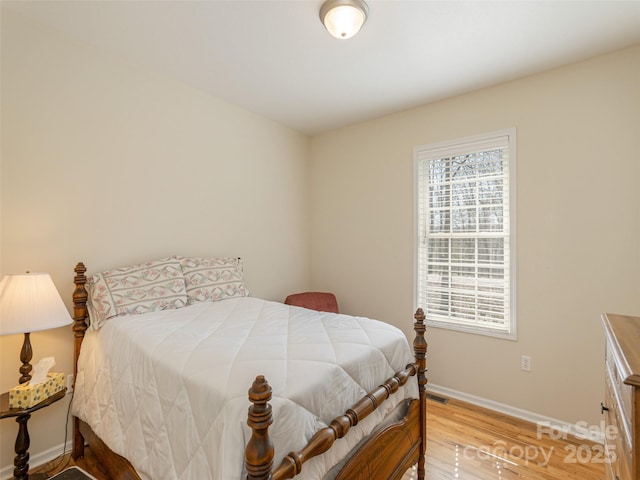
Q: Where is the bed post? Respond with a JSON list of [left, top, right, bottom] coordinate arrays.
[[246, 376, 274, 480], [413, 308, 427, 480], [72, 262, 89, 459]]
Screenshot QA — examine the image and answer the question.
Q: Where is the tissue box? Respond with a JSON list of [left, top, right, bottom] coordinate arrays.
[[9, 372, 65, 409]]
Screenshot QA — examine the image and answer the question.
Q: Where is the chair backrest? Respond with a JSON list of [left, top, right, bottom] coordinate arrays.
[[284, 292, 339, 314]]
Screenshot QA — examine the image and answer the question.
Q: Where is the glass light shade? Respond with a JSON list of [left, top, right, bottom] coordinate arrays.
[[320, 0, 368, 39], [0, 273, 72, 335]]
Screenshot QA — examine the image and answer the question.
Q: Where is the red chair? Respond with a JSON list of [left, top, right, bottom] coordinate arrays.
[[284, 292, 339, 313]]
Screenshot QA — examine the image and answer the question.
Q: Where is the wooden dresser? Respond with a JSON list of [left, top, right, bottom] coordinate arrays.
[[602, 313, 640, 480]]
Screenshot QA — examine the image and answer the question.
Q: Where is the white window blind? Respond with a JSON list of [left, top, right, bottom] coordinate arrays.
[[415, 129, 516, 339]]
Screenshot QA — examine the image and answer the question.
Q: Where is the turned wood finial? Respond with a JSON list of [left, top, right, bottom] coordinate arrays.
[[413, 308, 428, 390], [73, 262, 88, 326], [73, 263, 88, 375], [413, 308, 427, 359], [246, 375, 274, 480]]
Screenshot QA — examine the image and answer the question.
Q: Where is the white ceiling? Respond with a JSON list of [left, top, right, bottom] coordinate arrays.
[[4, 0, 640, 135]]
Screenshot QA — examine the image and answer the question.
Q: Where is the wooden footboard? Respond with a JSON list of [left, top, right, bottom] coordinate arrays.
[[71, 262, 428, 480], [335, 398, 421, 480], [246, 309, 428, 480]]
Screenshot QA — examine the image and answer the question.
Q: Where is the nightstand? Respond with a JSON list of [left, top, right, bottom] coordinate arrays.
[[1, 388, 66, 480]]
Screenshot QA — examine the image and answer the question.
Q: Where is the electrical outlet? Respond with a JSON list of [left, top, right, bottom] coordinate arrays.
[[521, 355, 531, 372], [66, 373, 75, 393]]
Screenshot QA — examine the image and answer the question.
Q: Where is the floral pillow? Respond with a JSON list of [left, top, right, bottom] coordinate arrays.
[[87, 257, 188, 328], [179, 256, 249, 304]]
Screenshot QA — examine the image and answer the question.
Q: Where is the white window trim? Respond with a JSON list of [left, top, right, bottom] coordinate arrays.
[[413, 128, 517, 340]]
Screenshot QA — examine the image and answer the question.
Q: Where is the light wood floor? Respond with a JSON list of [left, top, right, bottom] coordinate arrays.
[[32, 396, 605, 480], [421, 396, 604, 480]]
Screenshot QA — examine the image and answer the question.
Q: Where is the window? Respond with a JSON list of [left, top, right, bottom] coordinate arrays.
[[414, 129, 516, 339]]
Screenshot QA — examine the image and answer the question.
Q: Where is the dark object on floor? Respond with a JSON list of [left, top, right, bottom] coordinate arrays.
[[426, 393, 449, 404], [284, 291, 339, 313], [49, 466, 97, 480]]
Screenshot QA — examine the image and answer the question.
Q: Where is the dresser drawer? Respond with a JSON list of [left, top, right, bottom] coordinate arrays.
[[606, 340, 635, 430], [605, 371, 633, 479]]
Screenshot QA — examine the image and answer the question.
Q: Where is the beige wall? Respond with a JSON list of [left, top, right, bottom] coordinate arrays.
[[0, 10, 310, 471], [310, 46, 640, 427]]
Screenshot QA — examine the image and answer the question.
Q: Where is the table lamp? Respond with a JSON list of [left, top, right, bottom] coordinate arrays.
[[0, 272, 72, 385]]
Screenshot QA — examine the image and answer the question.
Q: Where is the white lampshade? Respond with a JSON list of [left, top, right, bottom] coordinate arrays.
[[320, 0, 368, 39], [0, 273, 72, 336]]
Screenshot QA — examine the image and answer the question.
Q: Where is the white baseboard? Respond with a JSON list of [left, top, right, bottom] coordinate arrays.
[[0, 442, 70, 480], [427, 383, 605, 444]]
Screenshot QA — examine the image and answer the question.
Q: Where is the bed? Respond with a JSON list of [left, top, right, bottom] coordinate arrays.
[[70, 257, 428, 480]]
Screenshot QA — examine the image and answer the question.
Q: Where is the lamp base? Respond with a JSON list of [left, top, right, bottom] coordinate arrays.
[[19, 332, 33, 385]]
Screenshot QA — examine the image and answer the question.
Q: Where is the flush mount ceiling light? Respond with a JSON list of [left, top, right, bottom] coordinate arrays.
[[319, 0, 369, 39]]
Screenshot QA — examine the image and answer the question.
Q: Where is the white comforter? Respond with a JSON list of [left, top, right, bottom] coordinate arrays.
[[72, 297, 418, 480]]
